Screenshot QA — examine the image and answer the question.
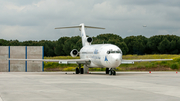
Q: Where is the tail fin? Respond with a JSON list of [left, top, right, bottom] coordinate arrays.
[[55, 23, 105, 46]]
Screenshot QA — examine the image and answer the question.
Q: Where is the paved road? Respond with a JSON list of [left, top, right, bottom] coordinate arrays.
[[0, 72, 180, 101]]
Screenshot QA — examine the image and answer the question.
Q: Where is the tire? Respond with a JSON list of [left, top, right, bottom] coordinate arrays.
[[80, 68, 84, 74], [106, 68, 109, 74], [109, 70, 112, 75], [113, 71, 116, 75], [76, 68, 79, 74]]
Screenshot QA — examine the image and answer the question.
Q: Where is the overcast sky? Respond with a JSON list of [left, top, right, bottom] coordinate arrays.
[[0, 0, 180, 41]]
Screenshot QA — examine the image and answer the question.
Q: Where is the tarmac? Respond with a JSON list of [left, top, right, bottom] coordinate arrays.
[[0, 71, 180, 101]]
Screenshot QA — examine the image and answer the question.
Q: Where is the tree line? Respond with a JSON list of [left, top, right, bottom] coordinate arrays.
[[0, 34, 180, 56]]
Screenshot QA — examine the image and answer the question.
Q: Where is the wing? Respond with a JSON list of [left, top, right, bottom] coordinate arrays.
[[121, 59, 173, 64], [6, 58, 91, 64]]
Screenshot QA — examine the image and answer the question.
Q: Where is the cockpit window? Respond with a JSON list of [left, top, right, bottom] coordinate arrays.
[[107, 50, 122, 54], [111, 51, 115, 53], [116, 51, 121, 53]]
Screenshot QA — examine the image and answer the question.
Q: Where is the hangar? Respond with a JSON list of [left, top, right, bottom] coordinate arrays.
[[0, 46, 44, 72]]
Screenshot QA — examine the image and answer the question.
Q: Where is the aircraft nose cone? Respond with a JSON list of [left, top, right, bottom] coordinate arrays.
[[111, 55, 121, 67], [113, 55, 120, 61]]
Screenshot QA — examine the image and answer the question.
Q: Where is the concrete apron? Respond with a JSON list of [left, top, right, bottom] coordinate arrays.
[[0, 95, 2, 101]]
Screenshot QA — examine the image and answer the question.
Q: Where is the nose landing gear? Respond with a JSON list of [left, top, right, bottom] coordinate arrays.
[[106, 68, 109, 74], [109, 68, 116, 75]]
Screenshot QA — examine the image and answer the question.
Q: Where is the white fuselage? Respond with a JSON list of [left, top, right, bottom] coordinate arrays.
[[80, 44, 122, 68], [56, 23, 122, 69]]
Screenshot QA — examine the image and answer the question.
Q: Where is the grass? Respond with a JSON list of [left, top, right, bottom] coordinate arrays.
[[120, 54, 180, 71], [44, 54, 180, 71]]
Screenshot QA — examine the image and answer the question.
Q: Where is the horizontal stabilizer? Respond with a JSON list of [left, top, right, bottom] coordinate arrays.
[[55, 26, 80, 29], [55, 25, 105, 29], [84, 26, 105, 29]]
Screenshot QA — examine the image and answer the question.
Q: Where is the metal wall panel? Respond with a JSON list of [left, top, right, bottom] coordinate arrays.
[[0, 46, 9, 72], [0, 46, 44, 72]]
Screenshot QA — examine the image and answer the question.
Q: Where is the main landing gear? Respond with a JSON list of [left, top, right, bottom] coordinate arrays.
[[75, 64, 84, 74], [107, 68, 116, 75]]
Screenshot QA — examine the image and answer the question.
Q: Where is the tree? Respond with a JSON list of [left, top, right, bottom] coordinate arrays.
[[116, 42, 129, 55], [93, 33, 123, 44], [73, 39, 82, 51], [0, 39, 10, 46], [55, 37, 70, 56], [9, 40, 20, 46], [157, 38, 170, 54], [169, 40, 178, 54], [147, 35, 164, 54], [0, 34, 179, 56], [147, 35, 180, 54], [176, 39, 180, 54], [63, 36, 81, 55], [40, 40, 56, 57], [133, 41, 145, 55], [96, 33, 123, 41], [124, 35, 147, 54]]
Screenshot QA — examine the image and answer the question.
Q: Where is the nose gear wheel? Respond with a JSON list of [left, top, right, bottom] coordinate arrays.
[[109, 68, 116, 75]]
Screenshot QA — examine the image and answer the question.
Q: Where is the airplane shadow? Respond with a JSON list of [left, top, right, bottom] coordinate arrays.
[[63, 72, 150, 76], [69, 72, 130, 76]]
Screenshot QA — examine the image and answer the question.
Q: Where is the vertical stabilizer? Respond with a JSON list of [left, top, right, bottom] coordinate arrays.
[[80, 23, 88, 46]]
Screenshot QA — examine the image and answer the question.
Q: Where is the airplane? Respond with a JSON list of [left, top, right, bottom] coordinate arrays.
[[8, 23, 173, 75]]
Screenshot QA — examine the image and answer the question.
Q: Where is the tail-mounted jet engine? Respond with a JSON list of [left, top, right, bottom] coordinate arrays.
[[87, 37, 93, 43], [70, 49, 78, 57]]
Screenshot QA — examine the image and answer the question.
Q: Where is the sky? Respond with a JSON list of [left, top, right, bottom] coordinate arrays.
[[0, 0, 180, 41]]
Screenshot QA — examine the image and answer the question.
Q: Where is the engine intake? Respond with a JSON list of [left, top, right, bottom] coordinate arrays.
[[87, 37, 93, 43], [70, 49, 78, 57]]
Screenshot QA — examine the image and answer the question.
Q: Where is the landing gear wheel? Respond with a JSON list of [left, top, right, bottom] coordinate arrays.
[[109, 70, 112, 75], [109, 68, 116, 75], [106, 68, 109, 74], [80, 68, 84, 74], [76, 68, 79, 74], [113, 71, 116, 75]]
